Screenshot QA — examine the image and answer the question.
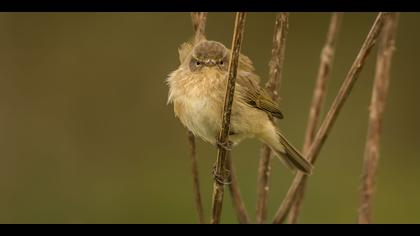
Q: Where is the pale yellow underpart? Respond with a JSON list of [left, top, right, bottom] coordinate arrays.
[[167, 62, 285, 155], [166, 40, 312, 174]]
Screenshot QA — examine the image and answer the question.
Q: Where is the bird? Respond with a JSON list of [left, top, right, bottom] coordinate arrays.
[[166, 38, 313, 175]]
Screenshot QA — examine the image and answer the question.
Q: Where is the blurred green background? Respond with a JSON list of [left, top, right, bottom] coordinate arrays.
[[0, 13, 419, 224]]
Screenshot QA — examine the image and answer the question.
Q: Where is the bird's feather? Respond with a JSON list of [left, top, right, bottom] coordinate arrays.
[[179, 41, 284, 119], [275, 130, 313, 175], [178, 41, 193, 64], [235, 54, 284, 119]]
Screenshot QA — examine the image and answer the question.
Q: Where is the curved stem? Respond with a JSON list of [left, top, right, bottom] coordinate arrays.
[[273, 12, 389, 224], [288, 12, 343, 224]]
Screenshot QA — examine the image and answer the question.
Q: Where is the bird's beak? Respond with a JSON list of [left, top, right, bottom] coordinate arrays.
[[205, 59, 217, 66]]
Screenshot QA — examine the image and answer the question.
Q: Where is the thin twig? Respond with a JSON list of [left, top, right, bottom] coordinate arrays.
[[191, 11, 250, 224], [191, 12, 208, 43], [256, 12, 289, 224], [272, 12, 389, 224], [188, 12, 208, 224], [266, 13, 289, 97], [359, 13, 399, 224], [226, 153, 252, 224], [288, 12, 343, 224], [187, 131, 205, 224], [211, 12, 247, 224]]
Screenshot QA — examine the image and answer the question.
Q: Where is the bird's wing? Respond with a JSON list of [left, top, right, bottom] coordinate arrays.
[[236, 55, 284, 119]]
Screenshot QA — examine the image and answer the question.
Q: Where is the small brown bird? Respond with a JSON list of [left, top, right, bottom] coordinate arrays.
[[167, 39, 312, 175]]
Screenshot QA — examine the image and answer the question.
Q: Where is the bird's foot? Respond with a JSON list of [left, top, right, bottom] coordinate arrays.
[[212, 162, 232, 185], [216, 140, 232, 151]]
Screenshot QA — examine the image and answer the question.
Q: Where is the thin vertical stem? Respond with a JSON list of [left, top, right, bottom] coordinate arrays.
[[191, 12, 208, 43], [273, 12, 389, 224], [211, 12, 247, 224], [359, 13, 399, 224], [191, 11, 250, 224], [187, 131, 205, 224], [226, 153, 252, 224], [288, 12, 343, 224], [188, 12, 208, 224], [256, 12, 289, 224]]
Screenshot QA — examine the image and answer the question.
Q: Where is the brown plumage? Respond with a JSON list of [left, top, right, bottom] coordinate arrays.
[[167, 39, 312, 174]]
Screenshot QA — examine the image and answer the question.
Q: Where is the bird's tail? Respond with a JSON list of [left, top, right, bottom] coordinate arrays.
[[259, 125, 313, 175], [275, 131, 313, 175]]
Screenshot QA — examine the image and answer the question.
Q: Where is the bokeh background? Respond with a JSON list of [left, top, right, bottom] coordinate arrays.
[[0, 12, 419, 224]]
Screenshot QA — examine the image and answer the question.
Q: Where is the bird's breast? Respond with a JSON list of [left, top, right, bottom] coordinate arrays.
[[175, 94, 222, 144], [170, 69, 227, 144]]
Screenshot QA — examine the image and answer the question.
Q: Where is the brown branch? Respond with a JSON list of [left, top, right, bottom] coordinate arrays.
[[226, 153, 252, 224], [272, 12, 390, 224], [359, 13, 399, 224], [287, 12, 343, 224], [187, 131, 205, 224], [188, 12, 208, 224], [191, 12, 208, 43], [256, 12, 289, 224], [191, 11, 250, 224], [266, 12, 289, 98], [211, 12, 247, 224]]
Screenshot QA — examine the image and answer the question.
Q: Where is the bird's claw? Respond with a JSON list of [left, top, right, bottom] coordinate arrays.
[[212, 163, 232, 185], [216, 140, 232, 151]]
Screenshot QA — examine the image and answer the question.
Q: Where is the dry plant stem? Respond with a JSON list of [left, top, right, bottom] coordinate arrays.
[[359, 13, 399, 224], [189, 12, 207, 224], [226, 153, 252, 224], [266, 13, 289, 96], [187, 131, 205, 224], [256, 146, 274, 223], [211, 12, 247, 224], [288, 12, 343, 224], [191, 12, 208, 42], [272, 12, 389, 224], [256, 12, 289, 224], [302, 12, 343, 162], [192, 11, 250, 224]]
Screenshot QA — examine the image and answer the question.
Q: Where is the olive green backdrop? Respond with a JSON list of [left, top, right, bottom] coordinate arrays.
[[0, 13, 419, 223]]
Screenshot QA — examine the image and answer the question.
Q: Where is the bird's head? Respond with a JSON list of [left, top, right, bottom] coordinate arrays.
[[189, 40, 229, 72]]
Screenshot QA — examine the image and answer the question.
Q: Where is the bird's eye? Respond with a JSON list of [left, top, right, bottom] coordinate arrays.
[[219, 60, 224, 65], [196, 61, 201, 66]]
